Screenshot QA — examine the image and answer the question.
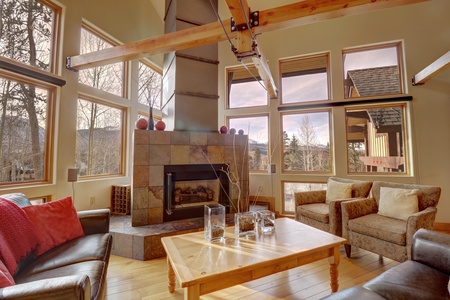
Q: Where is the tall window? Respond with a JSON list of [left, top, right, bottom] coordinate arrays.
[[138, 61, 162, 110], [0, 0, 59, 186], [76, 97, 125, 177], [343, 43, 403, 99], [282, 111, 331, 173], [280, 53, 330, 104], [227, 65, 268, 108], [78, 26, 124, 97], [228, 115, 269, 172], [346, 104, 407, 174]]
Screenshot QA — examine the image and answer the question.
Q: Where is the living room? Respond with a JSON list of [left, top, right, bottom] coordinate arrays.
[[0, 0, 449, 299]]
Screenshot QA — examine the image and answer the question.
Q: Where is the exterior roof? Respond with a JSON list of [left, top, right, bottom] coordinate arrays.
[[347, 65, 400, 97]]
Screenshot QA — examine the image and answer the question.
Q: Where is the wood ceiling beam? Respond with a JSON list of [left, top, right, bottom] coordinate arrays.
[[67, 0, 429, 71], [412, 50, 450, 85]]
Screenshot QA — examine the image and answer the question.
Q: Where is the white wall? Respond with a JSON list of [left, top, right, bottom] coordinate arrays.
[[218, 0, 450, 223]]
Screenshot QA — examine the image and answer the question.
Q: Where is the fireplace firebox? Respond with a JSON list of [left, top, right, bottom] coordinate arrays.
[[163, 164, 230, 222]]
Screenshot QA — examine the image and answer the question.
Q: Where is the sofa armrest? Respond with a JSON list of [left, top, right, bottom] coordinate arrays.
[[78, 209, 110, 235], [412, 228, 450, 275], [2, 275, 90, 300], [294, 190, 326, 206], [341, 198, 378, 239]]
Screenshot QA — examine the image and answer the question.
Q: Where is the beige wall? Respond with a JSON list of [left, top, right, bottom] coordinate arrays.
[[218, 0, 450, 222]]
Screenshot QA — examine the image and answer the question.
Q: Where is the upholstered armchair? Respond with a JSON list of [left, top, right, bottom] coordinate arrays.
[[294, 177, 372, 237], [341, 181, 441, 262]]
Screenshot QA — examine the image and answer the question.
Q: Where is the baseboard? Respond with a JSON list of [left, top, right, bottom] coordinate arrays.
[[434, 222, 450, 232]]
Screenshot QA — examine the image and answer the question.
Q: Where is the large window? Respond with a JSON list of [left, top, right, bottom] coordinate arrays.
[[78, 25, 125, 97], [282, 111, 332, 173], [228, 115, 269, 172], [346, 103, 407, 174], [227, 65, 268, 108], [280, 53, 330, 104], [76, 97, 125, 177], [0, 0, 59, 186], [343, 43, 403, 99]]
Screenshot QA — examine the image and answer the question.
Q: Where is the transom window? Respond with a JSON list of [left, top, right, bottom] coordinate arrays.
[[280, 53, 330, 104], [227, 65, 268, 108], [78, 25, 125, 97], [343, 43, 403, 99]]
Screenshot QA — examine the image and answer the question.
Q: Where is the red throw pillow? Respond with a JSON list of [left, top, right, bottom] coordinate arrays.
[[0, 260, 14, 288], [22, 197, 85, 256]]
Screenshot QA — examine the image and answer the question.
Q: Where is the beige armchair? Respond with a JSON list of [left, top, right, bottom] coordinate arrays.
[[342, 181, 441, 262], [294, 177, 372, 237]]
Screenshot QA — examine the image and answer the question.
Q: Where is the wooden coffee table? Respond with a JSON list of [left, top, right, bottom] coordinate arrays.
[[161, 218, 346, 300]]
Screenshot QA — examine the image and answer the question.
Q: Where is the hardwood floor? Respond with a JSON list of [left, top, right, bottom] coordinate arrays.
[[105, 247, 401, 300]]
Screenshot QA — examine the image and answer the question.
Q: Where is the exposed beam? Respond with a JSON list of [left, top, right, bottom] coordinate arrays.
[[252, 48, 278, 98], [67, 0, 429, 70], [412, 50, 450, 85], [225, 0, 252, 53]]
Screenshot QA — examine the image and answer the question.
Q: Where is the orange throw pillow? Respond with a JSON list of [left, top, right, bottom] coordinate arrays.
[[22, 197, 85, 256]]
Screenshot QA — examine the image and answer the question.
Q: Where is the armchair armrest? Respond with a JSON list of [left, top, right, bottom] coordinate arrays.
[[328, 198, 365, 237], [77, 209, 110, 235], [405, 207, 438, 258], [294, 190, 326, 206], [2, 275, 90, 300]]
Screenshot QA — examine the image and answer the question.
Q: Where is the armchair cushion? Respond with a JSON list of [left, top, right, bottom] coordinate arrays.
[[349, 214, 406, 245], [22, 197, 85, 256], [378, 187, 419, 220], [298, 203, 329, 223], [325, 180, 353, 204]]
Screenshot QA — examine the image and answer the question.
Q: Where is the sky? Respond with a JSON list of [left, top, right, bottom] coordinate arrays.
[[229, 46, 399, 146]]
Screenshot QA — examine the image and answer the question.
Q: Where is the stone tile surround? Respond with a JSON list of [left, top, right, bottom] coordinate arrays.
[[132, 129, 249, 227]]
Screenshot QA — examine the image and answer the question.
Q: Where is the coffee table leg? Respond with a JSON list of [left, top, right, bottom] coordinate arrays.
[[328, 245, 341, 292], [167, 257, 176, 293], [185, 284, 200, 300]]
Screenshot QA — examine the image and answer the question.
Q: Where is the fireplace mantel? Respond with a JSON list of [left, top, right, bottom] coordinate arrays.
[[132, 130, 249, 227]]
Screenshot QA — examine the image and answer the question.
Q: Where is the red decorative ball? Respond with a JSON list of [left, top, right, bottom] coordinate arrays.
[[238, 129, 244, 135], [229, 128, 236, 134], [219, 125, 228, 134], [155, 120, 166, 131], [135, 118, 148, 130]]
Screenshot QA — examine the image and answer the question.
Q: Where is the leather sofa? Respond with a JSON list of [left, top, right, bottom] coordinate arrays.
[[321, 228, 450, 300], [0, 193, 113, 300]]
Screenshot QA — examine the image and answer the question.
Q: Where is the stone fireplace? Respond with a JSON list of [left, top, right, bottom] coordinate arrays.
[[132, 129, 249, 227]]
